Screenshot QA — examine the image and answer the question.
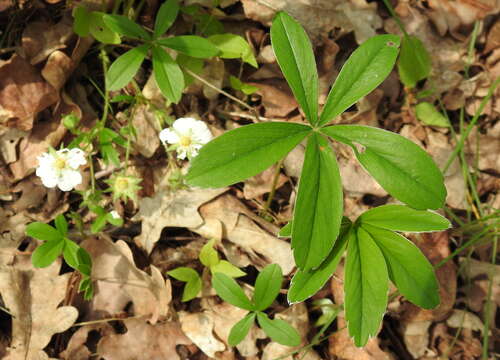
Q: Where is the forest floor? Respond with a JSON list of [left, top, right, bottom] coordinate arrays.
[[0, 0, 499, 359]]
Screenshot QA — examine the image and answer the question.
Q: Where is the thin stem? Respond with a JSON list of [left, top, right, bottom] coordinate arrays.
[[99, 48, 111, 126], [183, 68, 261, 122], [443, 77, 500, 173], [262, 159, 284, 217], [465, 21, 480, 79], [381, 0, 409, 37], [482, 232, 498, 359]]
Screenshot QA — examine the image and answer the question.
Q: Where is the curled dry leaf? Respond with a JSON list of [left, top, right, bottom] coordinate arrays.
[[41, 50, 74, 91], [97, 318, 191, 360], [134, 186, 227, 253], [130, 104, 161, 158], [242, 0, 382, 43], [0, 255, 78, 360], [83, 236, 171, 324], [178, 311, 226, 358], [0, 55, 58, 132], [193, 194, 295, 274]]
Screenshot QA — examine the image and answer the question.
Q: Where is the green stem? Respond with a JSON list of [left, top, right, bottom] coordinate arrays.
[[443, 77, 500, 173], [381, 0, 409, 37], [482, 232, 498, 359], [261, 159, 284, 217]]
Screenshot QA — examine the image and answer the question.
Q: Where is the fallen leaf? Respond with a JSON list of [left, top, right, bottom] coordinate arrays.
[[0, 255, 78, 360], [193, 194, 295, 274], [134, 186, 227, 253], [22, 19, 73, 65], [130, 104, 161, 158], [97, 318, 191, 360], [242, 0, 382, 43], [243, 164, 287, 200], [446, 309, 485, 334], [41, 50, 74, 91], [178, 311, 226, 357], [83, 236, 171, 324], [0, 55, 58, 131], [247, 79, 298, 118]]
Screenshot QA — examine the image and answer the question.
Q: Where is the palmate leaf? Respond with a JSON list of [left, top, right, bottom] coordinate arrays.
[[319, 35, 400, 126], [292, 133, 343, 270], [270, 12, 319, 125], [103, 14, 151, 40], [361, 224, 440, 309], [186, 122, 311, 188], [358, 204, 450, 232], [344, 226, 388, 347], [107, 44, 150, 91], [322, 125, 446, 210], [288, 218, 351, 303]]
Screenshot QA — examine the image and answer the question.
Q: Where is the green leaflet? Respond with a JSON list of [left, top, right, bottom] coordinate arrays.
[[186, 122, 311, 188], [322, 125, 446, 210], [32, 240, 64, 268], [154, 0, 179, 38], [103, 14, 151, 40], [167, 267, 202, 302], [256, 312, 301, 347], [287, 218, 351, 303], [358, 205, 450, 232], [157, 36, 219, 58], [253, 264, 282, 311], [212, 273, 255, 311], [362, 224, 440, 309], [398, 35, 431, 88], [26, 222, 62, 242], [151, 45, 185, 103], [344, 226, 388, 347], [292, 133, 343, 270], [228, 312, 256, 346], [107, 44, 150, 91], [208, 34, 258, 67], [319, 35, 400, 125], [270, 12, 319, 125], [415, 102, 450, 128]]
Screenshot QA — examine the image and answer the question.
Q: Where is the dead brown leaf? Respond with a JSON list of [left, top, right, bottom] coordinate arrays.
[[97, 318, 191, 360], [83, 236, 171, 324], [41, 50, 74, 91], [0, 255, 78, 360], [0, 55, 58, 132], [243, 163, 287, 200], [178, 310, 226, 357], [242, 0, 382, 43], [248, 78, 298, 118], [134, 186, 227, 253], [130, 104, 161, 158]]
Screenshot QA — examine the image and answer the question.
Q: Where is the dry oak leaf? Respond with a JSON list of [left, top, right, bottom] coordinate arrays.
[[178, 311, 226, 358], [242, 0, 382, 43], [192, 194, 295, 274], [83, 236, 171, 324], [130, 104, 161, 158], [0, 255, 78, 360], [96, 318, 191, 360], [0, 55, 58, 132], [134, 187, 227, 254]]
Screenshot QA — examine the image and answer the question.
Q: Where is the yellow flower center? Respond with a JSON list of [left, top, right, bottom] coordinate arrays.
[[54, 157, 67, 170], [179, 136, 192, 147], [115, 177, 129, 192]]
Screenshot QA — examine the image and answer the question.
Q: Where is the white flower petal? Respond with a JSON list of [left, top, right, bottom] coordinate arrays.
[[110, 210, 120, 219], [67, 148, 87, 168], [159, 128, 180, 145], [172, 117, 199, 135], [58, 170, 82, 191], [37, 153, 55, 168], [40, 173, 59, 188], [176, 149, 188, 160]]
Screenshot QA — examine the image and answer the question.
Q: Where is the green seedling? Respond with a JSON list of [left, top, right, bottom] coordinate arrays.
[[212, 264, 301, 347], [168, 239, 246, 302], [26, 215, 93, 299]]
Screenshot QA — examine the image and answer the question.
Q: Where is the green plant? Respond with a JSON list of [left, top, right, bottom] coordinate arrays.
[[167, 239, 246, 301], [186, 12, 451, 346], [26, 215, 93, 299], [212, 264, 300, 347]]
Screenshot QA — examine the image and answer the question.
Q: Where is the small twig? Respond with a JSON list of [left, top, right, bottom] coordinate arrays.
[[183, 68, 261, 122], [72, 314, 146, 327]]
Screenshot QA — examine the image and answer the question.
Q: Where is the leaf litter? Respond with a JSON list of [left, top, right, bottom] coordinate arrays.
[[0, 1, 499, 359]]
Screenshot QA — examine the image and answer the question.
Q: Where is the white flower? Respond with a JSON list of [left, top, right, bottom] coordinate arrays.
[[36, 148, 87, 191], [110, 210, 120, 219], [159, 117, 213, 160]]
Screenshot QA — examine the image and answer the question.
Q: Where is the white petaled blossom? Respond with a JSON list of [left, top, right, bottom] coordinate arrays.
[[159, 117, 213, 160], [110, 210, 120, 219], [36, 148, 87, 191]]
